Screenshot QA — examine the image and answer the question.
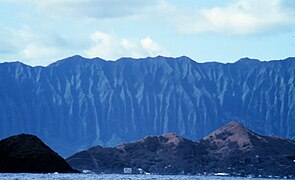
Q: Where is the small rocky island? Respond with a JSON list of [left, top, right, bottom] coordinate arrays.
[[67, 121, 295, 178], [0, 134, 78, 173]]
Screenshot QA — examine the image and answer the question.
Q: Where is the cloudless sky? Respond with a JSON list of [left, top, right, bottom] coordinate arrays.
[[0, 0, 295, 66]]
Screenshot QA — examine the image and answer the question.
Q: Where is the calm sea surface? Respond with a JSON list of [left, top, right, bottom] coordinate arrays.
[[0, 173, 284, 180]]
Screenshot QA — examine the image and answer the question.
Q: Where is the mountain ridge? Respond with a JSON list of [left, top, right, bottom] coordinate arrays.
[[67, 121, 295, 177], [0, 55, 295, 157], [3, 55, 295, 68]]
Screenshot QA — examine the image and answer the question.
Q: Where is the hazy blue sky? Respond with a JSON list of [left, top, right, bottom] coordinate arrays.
[[0, 0, 295, 66]]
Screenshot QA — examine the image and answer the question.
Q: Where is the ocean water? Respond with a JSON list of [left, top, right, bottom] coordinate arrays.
[[0, 173, 286, 180]]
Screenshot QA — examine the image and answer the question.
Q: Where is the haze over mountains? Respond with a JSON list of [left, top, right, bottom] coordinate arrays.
[[0, 55, 294, 157]]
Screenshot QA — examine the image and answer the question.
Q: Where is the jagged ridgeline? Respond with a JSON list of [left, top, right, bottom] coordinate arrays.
[[0, 55, 294, 157]]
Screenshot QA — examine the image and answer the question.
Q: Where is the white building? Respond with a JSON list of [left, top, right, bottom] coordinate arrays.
[[123, 168, 132, 174]]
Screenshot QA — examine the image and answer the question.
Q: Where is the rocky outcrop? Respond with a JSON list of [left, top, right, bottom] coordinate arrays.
[[67, 121, 295, 178], [0, 55, 295, 157], [0, 134, 78, 173]]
